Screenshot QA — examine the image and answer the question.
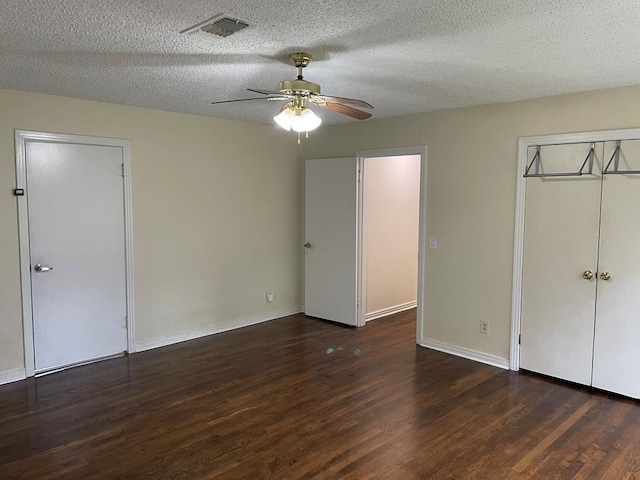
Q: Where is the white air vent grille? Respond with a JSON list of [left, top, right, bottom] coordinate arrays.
[[180, 14, 251, 40]]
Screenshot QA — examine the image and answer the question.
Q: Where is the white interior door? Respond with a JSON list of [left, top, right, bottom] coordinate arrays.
[[520, 143, 602, 385], [27, 141, 128, 372], [304, 158, 358, 326], [592, 141, 640, 399]]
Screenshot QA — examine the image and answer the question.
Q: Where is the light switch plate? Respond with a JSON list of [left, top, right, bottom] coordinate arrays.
[[429, 237, 437, 249]]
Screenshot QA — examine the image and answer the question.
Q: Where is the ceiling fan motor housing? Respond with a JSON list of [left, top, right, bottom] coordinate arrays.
[[279, 79, 320, 96]]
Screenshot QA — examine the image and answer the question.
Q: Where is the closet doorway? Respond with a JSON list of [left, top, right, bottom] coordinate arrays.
[[511, 129, 640, 399], [15, 131, 135, 377]]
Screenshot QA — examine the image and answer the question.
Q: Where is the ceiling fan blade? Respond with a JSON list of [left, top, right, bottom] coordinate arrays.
[[315, 94, 373, 109], [318, 102, 372, 120], [211, 97, 289, 105], [248, 88, 292, 97], [211, 97, 271, 105]]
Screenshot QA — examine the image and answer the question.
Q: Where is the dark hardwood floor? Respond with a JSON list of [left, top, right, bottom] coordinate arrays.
[[1, 310, 639, 479]]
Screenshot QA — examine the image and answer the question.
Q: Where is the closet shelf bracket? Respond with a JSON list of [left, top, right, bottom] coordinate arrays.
[[524, 144, 595, 178], [602, 140, 640, 175]]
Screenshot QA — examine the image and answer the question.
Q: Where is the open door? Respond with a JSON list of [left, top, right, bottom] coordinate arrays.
[[304, 157, 358, 326]]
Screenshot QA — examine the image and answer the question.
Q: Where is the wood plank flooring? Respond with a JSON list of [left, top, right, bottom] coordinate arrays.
[[1, 309, 639, 479]]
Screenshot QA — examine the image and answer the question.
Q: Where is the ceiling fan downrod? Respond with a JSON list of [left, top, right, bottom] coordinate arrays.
[[279, 52, 320, 96]]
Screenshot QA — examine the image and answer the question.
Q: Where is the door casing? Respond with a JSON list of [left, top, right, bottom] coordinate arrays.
[[511, 127, 640, 371], [15, 130, 136, 377]]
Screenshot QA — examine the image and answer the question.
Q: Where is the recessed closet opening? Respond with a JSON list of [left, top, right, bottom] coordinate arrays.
[[512, 128, 640, 400]]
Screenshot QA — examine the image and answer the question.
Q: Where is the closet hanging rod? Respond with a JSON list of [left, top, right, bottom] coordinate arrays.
[[602, 140, 640, 175], [524, 144, 595, 178]]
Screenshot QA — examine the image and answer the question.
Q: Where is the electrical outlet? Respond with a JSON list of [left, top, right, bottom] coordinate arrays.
[[265, 290, 274, 303], [480, 320, 489, 334]]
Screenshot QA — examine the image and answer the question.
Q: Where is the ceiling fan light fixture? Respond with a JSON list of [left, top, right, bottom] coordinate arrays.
[[273, 107, 295, 131], [274, 106, 322, 133], [290, 107, 322, 133]]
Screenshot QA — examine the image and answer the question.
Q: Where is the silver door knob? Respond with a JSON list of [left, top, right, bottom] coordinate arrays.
[[34, 264, 53, 272], [304, 243, 312, 248]]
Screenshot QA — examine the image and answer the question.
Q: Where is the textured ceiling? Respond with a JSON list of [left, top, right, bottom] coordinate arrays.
[[1, 0, 640, 125]]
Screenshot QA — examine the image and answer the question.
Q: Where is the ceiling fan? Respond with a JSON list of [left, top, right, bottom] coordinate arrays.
[[211, 52, 373, 142]]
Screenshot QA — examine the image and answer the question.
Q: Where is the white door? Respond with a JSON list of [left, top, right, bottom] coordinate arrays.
[[520, 143, 602, 385], [304, 158, 358, 326], [27, 141, 128, 372], [592, 141, 640, 399]]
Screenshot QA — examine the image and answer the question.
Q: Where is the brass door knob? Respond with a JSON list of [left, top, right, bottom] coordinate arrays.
[[600, 271, 611, 281], [582, 270, 594, 280]]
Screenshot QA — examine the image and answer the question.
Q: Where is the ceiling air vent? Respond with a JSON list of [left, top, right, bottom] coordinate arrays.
[[180, 14, 251, 40]]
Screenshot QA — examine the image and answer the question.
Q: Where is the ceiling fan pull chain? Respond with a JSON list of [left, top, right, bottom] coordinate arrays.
[[297, 132, 301, 145]]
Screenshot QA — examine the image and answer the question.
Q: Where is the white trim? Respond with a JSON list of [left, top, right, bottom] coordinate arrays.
[[356, 157, 366, 327], [510, 136, 527, 371], [365, 301, 417, 322], [135, 306, 303, 352], [510, 127, 640, 371], [14, 130, 136, 377], [15, 132, 34, 377], [0, 368, 27, 386], [416, 148, 428, 346], [420, 338, 509, 370], [121, 141, 136, 353], [355, 146, 428, 346]]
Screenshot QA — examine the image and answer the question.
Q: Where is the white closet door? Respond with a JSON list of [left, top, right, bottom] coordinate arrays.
[[592, 142, 640, 399], [28, 141, 128, 372], [520, 144, 602, 386]]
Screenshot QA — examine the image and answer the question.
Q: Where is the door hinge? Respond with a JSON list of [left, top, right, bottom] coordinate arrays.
[[117, 164, 125, 177], [356, 297, 360, 307], [122, 316, 128, 328], [518, 334, 521, 345], [357, 169, 361, 183]]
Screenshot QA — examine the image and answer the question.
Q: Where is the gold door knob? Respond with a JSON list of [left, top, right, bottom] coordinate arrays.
[[582, 270, 594, 280], [600, 271, 611, 281]]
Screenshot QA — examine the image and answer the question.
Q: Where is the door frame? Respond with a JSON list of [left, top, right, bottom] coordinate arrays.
[[510, 127, 640, 371], [356, 146, 428, 345], [15, 130, 136, 377]]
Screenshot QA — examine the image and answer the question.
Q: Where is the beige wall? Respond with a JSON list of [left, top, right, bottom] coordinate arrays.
[[303, 85, 640, 362], [0, 89, 302, 373], [4, 84, 640, 374], [365, 155, 420, 315]]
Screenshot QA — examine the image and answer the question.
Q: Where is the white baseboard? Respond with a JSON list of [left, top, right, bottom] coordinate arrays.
[[0, 367, 26, 386], [420, 338, 509, 370], [365, 301, 417, 322], [135, 306, 303, 352]]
